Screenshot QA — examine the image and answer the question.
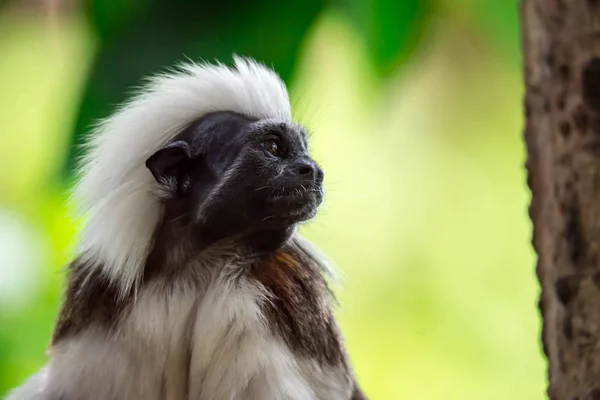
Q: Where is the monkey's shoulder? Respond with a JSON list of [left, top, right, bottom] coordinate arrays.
[[51, 259, 132, 345], [249, 244, 347, 368], [51, 244, 348, 367], [46, 248, 360, 399]]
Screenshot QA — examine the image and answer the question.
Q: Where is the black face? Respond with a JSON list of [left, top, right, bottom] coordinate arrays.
[[145, 111, 324, 253]]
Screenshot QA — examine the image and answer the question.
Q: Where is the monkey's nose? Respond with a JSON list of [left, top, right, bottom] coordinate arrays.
[[296, 163, 313, 176], [294, 161, 323, 184]]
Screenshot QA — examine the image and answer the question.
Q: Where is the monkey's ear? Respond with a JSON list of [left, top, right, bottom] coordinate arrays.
[[145, 140, 192, 183]]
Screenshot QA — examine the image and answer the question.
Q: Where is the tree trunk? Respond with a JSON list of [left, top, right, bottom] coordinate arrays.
[[523, 1, 600, 398]]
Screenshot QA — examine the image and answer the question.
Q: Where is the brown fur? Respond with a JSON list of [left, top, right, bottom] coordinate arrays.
[[52, 260, 132, 344], [351, 386, 368, 400], [249, 243, 347, 367]]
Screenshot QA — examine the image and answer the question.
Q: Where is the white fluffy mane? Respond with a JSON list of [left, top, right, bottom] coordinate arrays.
[[71, 56, 292, 295]]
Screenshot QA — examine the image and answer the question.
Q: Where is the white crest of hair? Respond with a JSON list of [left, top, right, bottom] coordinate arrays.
[[70, 56, 292, 296]]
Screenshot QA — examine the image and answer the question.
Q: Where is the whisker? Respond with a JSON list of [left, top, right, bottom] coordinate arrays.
[[172, 212, 191, 222], [254, 185, 276, 192], [261, 215, 275, 222]]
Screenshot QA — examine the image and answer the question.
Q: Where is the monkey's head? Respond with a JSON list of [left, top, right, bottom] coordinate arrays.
[[74, 57, 324, 290], [145, 111, 324, 252]]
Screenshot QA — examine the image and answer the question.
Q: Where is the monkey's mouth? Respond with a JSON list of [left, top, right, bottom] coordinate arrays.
[[270, 187, 321, 203], [268, 187, 322, 221]]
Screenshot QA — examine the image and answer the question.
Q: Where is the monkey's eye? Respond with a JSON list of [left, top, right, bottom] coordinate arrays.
[[263, 138, 284, 157]]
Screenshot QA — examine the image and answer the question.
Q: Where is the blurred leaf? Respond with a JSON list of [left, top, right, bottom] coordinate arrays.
[[445, 0, 520, 66], [62, 0, 324, 177], [337, 0, 431, 77], [472, 0, 520, 65]]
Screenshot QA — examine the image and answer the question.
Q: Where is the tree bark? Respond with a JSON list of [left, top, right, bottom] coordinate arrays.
[[523, 1, 600, 399]]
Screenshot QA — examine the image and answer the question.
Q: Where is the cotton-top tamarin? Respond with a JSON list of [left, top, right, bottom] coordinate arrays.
[[6, 57, 366, 400]]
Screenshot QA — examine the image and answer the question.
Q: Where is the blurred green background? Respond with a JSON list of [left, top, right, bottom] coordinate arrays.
[[0, 0, 543, 399]]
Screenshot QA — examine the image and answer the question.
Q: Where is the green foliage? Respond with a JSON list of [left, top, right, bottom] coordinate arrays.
[[476, 0, 520, 62], [449, 0, 521, 65], [337, 0, 431, 77]]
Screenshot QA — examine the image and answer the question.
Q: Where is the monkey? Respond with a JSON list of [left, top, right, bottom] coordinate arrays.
[[5, 57, 367, 400]]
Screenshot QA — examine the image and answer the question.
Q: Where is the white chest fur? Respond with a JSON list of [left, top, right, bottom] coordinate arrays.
[[35, 272, 350, 400]]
